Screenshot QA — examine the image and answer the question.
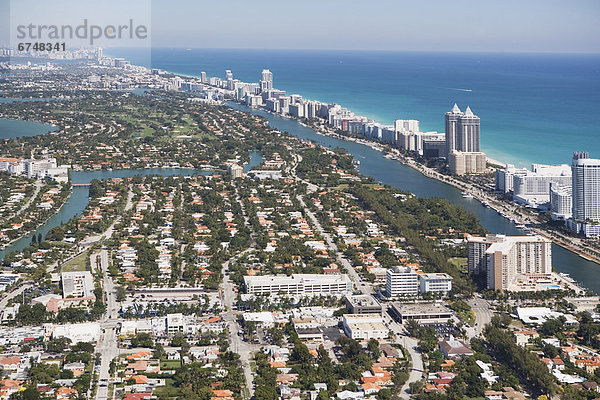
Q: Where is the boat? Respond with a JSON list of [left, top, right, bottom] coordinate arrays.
[[515, 224, 526, 229], [462, 192, 473, 199]]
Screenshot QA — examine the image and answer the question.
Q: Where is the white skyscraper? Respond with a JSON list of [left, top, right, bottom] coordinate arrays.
[[445, 104, 480, 157], [260, 69, 273, 92], [386, 266, 419, 297], [394, 119, 419, 134], [225, 70, 233, 81], [571, 152, 600, 237], [550, 183, 572, 221], [457, 106, 480, 153], [445, 103, 462, 157]]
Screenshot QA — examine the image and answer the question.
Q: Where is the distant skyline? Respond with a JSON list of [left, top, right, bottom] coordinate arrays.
[[1, 0, 600, 53]]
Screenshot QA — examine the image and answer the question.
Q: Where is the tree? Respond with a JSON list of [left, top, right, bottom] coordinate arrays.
[[45, 225, 65, 241], [405, 319, 420, 337], [255, 385, 278, 400], [115, 285, 127, 302], [539, 317, 565, 337], [131, 332, 153, 347], [10, 386, 41, 400], [45, 337, 72, 353], [367, 338, 380, 359], [89, 179, 104, 198], [72, 342, 95, 353], [484, 324, 559, 396], [376, 388, 392, 400]]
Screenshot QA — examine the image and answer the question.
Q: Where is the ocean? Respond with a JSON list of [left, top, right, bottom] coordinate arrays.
[[106, 48, 600, 167]]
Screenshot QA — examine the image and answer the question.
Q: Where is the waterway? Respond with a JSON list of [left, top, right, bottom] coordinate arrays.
[[0, 98, 59, 139], [0, 151, 263, 261], [2, 95, 599, 292], [0, 118, 57, 139], [227, 102, 600, 293]]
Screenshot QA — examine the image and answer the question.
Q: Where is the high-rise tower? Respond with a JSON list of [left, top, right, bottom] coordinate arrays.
[[457, 106, 480, 152], [445, 103, 462, 157], [571, 152, 600, 237], [260, 69, 273, 92], [445, 104, 480, 157]]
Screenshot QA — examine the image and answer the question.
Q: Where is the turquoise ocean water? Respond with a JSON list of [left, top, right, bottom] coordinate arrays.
[[107, 48, 600, 167]]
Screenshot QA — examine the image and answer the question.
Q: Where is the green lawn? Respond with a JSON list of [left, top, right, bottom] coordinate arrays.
[[153, 385, 183, 398], [61, 252, 88, 272], [160, 360, 182, 370], [448, 257, 468, 272]]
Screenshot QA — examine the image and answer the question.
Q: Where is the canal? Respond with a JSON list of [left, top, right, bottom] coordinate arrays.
[[0, 151, 263, 260], [228, 102, 600, 293]]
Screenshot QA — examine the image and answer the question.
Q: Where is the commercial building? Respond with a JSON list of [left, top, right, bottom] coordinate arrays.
[[61, 271, 95, 299], [342, 314, 388, 340], [448, 151, 487, 175], [398, 131, 446, 157], [439, 337, 474, 359], [512, 164, 571, 207], [166, 313, 185, 335], [243, 274, 353, 296], [419, 273, 453, 295], [445, 104, 480, 157], [292, 318, 324, 341], [227, 164, 243, 179], [550, 184, 572, 220], [52, 322, 101, 343], [388, 302, 453, 324], [421, 136, 446, 158], [467, 234, 552, 291], [0, 273, 20, 292], [386, 266, 418, 297], [515, 307, 577, 326], [243, 311, 275, 328], [570, 152, 600, 237], [345, 294, 382, 314], [495, 164, 529, 193], [25, 158, 57, 178]]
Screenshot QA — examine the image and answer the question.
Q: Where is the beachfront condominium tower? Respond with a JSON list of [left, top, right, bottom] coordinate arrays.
[[457, 106, 480, 152], [260, 69, 273, 92], [445, 104, 481, 157], [571, 152, 600, 237], [445, 104, 462, 157]]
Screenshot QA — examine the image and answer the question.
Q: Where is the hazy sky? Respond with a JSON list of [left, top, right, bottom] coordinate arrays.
[[149, 0, 600, 52], [2, 0, 599, 53]]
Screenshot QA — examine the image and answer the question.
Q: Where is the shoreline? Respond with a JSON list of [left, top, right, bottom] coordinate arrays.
[[0, 187, 71, 256], [243, 104, 600, 267], [2, 89, 598, 268]]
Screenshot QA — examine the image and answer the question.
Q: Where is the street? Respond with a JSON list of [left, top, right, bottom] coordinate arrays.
[[95, 186, 134, 400]]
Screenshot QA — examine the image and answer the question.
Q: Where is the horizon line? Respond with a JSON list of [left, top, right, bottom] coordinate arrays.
[[104, 46, 600, 56]]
